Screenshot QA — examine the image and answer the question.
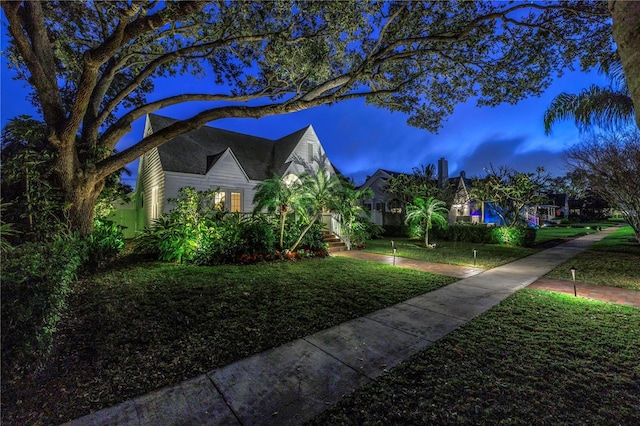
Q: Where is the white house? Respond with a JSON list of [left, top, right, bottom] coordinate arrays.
[[132, 113, 337, 231]]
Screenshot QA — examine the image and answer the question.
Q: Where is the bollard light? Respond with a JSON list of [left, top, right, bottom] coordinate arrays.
[[393, 248, 397, 266], [570, 266, 577, 297], [473, 248, 477, 266], [391, 240, 395, 248]]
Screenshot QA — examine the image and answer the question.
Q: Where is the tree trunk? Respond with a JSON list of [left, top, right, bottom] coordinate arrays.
[[289, 215, 318, 252], [53, 146, 104, 236], [610, 1, 640, 129]]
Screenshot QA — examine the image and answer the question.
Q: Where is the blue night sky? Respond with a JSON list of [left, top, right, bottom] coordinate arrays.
[[1, 24, 607, 189]]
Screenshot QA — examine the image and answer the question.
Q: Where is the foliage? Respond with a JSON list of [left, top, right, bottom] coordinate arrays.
[[310, 291, 640, 425], [471, 165, 551, 227], [252, 174, 302, 250], [441, 223, 494, 244], [404, 196, 449, 247], [289, 168, 341, 252], [0, 1, 613, 234], [0, 116, 69, 241], [544, 51, 634, 134], [490, 225, 537, 247], [384, 164, 453, 206], [334, 181, 374, 250], [565, 128, 640, 243], [1, 239, 84, 378], [349, 217, 384, 249], [1, 257, 456, 425], [84, 219, 126, 270]]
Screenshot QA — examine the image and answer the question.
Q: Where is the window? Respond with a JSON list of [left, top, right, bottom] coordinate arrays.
[[230, 192, 241, 212], [151, 186, 159, 219], [214, 191, 226, 210], [307, 142, 314, 163]]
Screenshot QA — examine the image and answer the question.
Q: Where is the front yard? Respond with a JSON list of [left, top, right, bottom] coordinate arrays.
[[2, 223, 638, 424], [1, 257, 455, 425]]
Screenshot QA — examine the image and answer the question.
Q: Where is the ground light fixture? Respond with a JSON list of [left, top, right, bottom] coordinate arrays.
[[570, 266, 577, 297], [393, 248, 397, 266], [473, 248, 477, 266]]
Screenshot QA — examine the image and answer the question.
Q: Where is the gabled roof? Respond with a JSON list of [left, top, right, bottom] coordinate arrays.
[[147, 114, 315, 181]]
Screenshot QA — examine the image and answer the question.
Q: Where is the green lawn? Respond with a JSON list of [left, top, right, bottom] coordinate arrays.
[[362, 238, 537, 269], [309, 290, 640, 425], [1, 257, 456, 425], [545, 226, 640, 290]]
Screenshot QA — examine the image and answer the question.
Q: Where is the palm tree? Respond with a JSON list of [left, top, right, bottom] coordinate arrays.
[[289, 168, 341, 252], [252, 174, 302, 249], [335, 183, 374, 250], [404, 196, 448, 247], [544, 53, 634, 134]]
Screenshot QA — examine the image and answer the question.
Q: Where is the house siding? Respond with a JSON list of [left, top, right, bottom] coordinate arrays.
[[137, 147, 165, 229], [284, 127, 335, 175], [163, 152, 258, 213]]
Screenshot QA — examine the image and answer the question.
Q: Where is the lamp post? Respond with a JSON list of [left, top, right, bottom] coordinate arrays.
[[570, 266, 577, 297], [473, 248, 477, 266]]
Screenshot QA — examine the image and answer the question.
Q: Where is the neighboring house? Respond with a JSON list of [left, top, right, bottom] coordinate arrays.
[[359, 158, 476, 227], [122, 113, 336, 234]]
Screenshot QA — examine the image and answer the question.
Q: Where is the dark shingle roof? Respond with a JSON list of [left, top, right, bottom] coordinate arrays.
[[148, 114, 312, 181]]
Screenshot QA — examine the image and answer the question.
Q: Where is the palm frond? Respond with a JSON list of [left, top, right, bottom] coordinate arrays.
[[544, 85, 635, 135]]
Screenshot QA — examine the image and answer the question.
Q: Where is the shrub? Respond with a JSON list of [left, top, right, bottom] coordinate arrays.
[[349, 217, 384, 248], [84, 218, 125, 269], [240, 215, 276, 255], [383, 224, 410, 237], [490, 225, 537, 247], [1, 239, 84, 376], [445, 223, 493, 244]]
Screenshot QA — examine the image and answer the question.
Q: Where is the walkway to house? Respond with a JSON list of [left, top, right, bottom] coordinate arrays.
[[66, 227, 637, 426]]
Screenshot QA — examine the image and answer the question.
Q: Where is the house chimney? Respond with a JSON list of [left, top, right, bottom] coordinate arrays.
[[438, 157, 448, 188]]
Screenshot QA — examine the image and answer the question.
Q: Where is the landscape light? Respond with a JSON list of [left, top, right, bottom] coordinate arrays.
[[570, 266, 577, 297], [473, 248, 477, 266], [393, 248, 397, 266]]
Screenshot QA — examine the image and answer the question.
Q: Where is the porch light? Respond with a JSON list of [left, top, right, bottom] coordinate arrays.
[[570, 266, 577, 297]]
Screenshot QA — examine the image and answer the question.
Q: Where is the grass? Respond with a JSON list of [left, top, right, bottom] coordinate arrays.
[[545, 226, 640, 290], [362, 238, 537, 269], [309, 290, 640, 425], [1, 257, 456, 425]]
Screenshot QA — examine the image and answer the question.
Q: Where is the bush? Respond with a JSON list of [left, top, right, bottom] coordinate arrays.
[[350, 217, 384, 248], [445, 223, 493, 244], [383, 224, 410, 237], [240, 215, 276, 255], [490, 225, 537, 247], [84, 218, 125, 269], [1, 239, 84, 377]]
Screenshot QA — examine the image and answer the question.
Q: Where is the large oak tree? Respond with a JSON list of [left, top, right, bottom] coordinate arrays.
[[2, 1, 613, 234]]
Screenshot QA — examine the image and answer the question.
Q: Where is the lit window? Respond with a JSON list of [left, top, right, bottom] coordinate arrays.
[[214, 191, 226, 210], [151, 186, 159, 219], [231, 192, 241, 212]]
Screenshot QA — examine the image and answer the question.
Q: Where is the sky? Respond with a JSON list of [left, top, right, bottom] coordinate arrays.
[[1, 25, 607, 189]]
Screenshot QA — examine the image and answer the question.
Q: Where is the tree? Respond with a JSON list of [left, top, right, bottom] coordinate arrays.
[[385, 164, 443, 206], [1, 1, 612, 234], [289, 169, 340, 252], [565, 128, 640, 242], [543, 52, 635, 134], [405, 196, 448, 248], [471, 165, 550, 227], [609, 1, 640, 129], [335, 181, 374, 250], [252, 174, 302, 250]]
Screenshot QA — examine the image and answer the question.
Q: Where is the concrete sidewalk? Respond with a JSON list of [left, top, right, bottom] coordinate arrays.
[[66, 227, 624, 426]]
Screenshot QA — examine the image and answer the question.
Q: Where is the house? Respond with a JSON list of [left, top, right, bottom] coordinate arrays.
[[118, 114, 337, 235], [359, 158, 476, 227]]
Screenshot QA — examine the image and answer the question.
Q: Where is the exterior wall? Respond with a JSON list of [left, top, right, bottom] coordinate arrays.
[[136, 147, 166, 229], [284, 126, 335, 175], [163, 151, 257, 213]]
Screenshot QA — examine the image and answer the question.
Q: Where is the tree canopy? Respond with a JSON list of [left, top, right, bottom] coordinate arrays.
[[565, 128, 640, 242], [1, 1, 613, 233]]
